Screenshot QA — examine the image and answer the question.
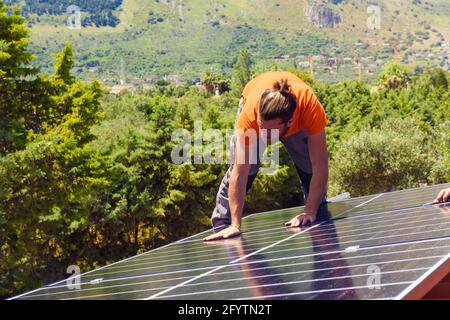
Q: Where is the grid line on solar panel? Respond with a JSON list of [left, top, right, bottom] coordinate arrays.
[[172, 203, 443, 249], [338, 184, 450, 219], [19, 254, 445, 300], [87, 207, 450, 271], [10, 228, 215, 300], [208, 236, 450, 273], [150, 269, 426, 300], [30, 240, 450, 296], [10, 183, 449, 300], [246, 231, 450, 263], [242, 194, 380, 221], [172, 258, 442, 289], [22, 238, 450, 289], [179, 195, 381, 242], [68, 194, 386, 286], [145, 235, 450, 300], [16, 237, 450, 300], [51, 268, 430, 300], [75, 211, 450, 277], [142, 188, 444, 248], [74, 191, 440, 282], [101, 210, 450, 277], [234, 282, 414, 300], [146, 193, 433, 300]]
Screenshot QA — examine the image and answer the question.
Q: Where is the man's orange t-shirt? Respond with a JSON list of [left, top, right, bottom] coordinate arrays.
[[236, 71, 328, 140]]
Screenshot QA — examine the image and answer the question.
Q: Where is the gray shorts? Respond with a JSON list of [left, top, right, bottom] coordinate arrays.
[[211, 96, 327, 230]]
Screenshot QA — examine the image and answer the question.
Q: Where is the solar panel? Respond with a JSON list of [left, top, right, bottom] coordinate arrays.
[[9, 183, 450, 300]]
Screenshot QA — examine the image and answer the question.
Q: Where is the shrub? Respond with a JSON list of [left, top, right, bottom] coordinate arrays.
[[328, 118, 449, 197]]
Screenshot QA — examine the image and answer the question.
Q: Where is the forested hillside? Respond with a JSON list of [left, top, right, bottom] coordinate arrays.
[[0, 2, 449, 298], [6, 0, 122, 26], [5, 0, 450, 83]]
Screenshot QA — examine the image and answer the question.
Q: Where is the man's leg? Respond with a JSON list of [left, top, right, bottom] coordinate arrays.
[[281, 130, 327, 207], [211, 164, 260, 231]]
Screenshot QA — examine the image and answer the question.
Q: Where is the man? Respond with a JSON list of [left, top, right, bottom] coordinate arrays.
[[204, 71, 329, 241]]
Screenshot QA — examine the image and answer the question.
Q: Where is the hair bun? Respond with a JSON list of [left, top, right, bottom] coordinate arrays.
[[273, 78, 290, 93]]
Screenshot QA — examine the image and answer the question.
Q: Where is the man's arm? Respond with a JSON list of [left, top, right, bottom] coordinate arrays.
[[228, 161, 251, 229], [286, 129, 328, 227], [203, 133, 252, 241], [304, 129, 329, 214]]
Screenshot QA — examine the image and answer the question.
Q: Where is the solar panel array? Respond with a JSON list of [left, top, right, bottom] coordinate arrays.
[[10, 183, 450, 300]]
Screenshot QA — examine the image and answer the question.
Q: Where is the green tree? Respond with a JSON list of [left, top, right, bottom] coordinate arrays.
[[0, 78, 107, 297], [377, 61, 411, 90], [52, 43, 75, 86], [231, 49, 253, 96], [1, 3, 81, 155], [0, 2, 108, 297], [428, 68, 448, 89], [0, 2, 37, 154], [201, 71, 230, 95], [287, 68, 314, 87], [0, 3, 36, 79]]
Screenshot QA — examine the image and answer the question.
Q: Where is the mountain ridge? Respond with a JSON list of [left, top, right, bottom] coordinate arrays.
[[6, 0, 450, 84]]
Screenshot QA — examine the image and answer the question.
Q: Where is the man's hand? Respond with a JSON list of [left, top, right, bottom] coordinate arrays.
[[285, 212, 317, 228], [433, 188, 450, 203], [203, 225, 241, 241]]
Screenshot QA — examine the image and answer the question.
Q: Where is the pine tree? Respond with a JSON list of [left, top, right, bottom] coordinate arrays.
[[231, 49, 253, 96], [0, 3, 108, 297], [0, 2, 38, 154]]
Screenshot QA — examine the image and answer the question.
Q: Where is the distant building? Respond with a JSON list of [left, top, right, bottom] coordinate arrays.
[[142, 83, 154, 91], [298, 61, 310, 67], [165, 74, 184, 87], [109, 84, 136, 95], [408, 55, 416, 63], [147, 75, 159, 84]]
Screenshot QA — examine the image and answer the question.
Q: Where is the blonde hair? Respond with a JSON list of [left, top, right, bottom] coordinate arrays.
[[259, 78, 296, 124]]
